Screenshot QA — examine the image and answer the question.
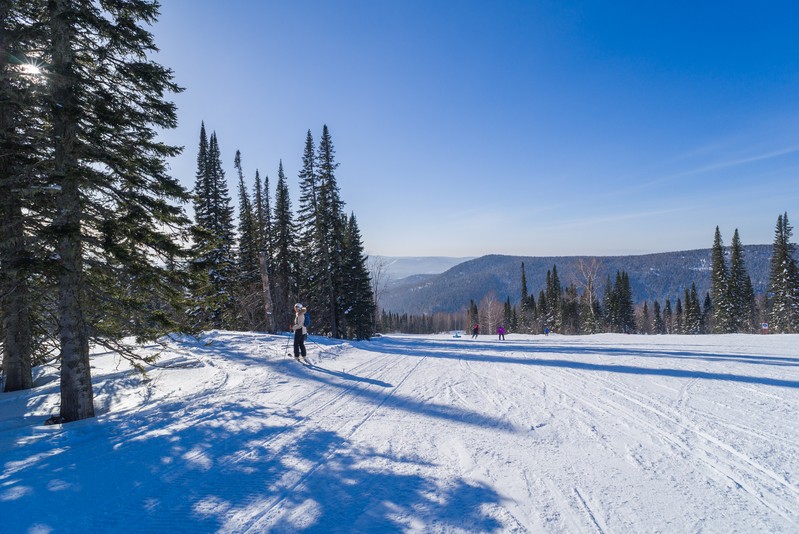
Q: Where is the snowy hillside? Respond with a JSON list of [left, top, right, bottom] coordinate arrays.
[[2, 332, 798, 532]]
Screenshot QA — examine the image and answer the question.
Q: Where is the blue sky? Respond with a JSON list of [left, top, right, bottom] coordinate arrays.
[[151, 1, 799, 257]]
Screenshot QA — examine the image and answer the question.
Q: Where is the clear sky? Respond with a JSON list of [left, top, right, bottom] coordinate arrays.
[[150, 0, 799, 257]]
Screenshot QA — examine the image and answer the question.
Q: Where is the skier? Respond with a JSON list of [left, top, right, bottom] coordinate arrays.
[[472, 324, 479, 338], [292, 303, 308, 360], [497, 325, 505, 340]]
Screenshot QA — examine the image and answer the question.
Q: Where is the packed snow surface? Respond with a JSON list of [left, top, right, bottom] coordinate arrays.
[[2, 332, 799, 533]]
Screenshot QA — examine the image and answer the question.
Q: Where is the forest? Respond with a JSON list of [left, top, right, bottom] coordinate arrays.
[[0, 2, 373, 421], [380, 218, 799, 337]]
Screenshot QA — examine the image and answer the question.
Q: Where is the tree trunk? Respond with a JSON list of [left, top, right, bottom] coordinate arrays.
[[258, 252, 275, 332], [50, 0, 94, 421], [1, 195, 33, 392]]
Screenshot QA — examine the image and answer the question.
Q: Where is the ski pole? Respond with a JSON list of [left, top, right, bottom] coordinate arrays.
[[284, 330, 291, 356]]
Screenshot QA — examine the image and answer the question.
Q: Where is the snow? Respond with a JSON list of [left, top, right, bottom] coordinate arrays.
[[2, 332, 799, 533]]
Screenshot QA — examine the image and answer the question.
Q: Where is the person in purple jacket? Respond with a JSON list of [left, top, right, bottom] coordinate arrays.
[[497, 325, 505, 340]]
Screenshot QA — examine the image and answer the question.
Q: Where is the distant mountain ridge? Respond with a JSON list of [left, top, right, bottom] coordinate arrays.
[[379, 245, 783, 315]]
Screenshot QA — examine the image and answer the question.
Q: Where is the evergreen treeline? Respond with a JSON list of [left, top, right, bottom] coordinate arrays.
[[187, 124, 375, 340], [383, 217, 799, 336], [0, 2, 375, 422]]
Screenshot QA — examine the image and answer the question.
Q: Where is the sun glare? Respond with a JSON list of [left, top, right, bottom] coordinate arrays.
[[20, 63, 42, 76]]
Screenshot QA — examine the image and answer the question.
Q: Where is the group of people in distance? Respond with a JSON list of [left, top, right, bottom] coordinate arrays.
[[470, 323, 550, 339]]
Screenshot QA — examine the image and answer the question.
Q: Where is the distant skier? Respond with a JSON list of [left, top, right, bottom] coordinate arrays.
[[292, 303, 308, 360], [544, 325, 549, 336], [472, 324, 479, 338], [497, 325, 505, 340]]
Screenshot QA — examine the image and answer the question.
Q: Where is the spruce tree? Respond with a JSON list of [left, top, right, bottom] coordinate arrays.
[[44, 0, 190, 421], [702, 292, 713, 333], [619, 272, 635, 333], [341, 213, 375, 339], [639, 302, 650, 335], [768, 212, 799, 332], [519, 263, 530, 332], [235, 151, 258, 286], [653, 301, 665, 334], [314, 125, 346, 337], [684, 284, 702, 334], [728, 229, 752, 333], [710, 226, 732, 332], [537, 289, 547, 331], [272, 162, 296, 328], [1, 0, 48, 391], [544, 265, 562, 330], [234, 150, 261, 328], [662, 299, 672, 334], [561, 283, 580, 334], [295, 130, 318, 305], [190, 130, 236, 329]]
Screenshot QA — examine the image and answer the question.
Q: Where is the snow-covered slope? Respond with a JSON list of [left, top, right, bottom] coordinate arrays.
[[2, 332, 798, 532]]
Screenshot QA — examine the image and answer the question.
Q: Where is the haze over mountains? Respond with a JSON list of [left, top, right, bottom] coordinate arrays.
[[378, 245, 781, 315]]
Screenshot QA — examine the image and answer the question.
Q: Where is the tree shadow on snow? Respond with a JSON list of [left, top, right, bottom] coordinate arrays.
[[371, 337, 799, 390], [3, 394, 506, 533]]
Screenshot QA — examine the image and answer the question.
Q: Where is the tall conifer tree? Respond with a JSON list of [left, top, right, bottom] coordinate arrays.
[[190, 129, 236, 329], [1, 0, 49, 391], [45, 0, 190, 421], [768, 212, 799, 332], [341, 213, 375, 339], [728, 228, 753, 332], [710, 226, 732, 332], [272, 161, 295, 328]]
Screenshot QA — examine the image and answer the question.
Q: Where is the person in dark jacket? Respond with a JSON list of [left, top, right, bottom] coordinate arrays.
[[472, 324, 479, 338]]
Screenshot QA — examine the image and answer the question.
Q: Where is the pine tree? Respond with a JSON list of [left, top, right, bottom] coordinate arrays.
[[190, 130, 236, 329], [728, 229, 753, 333], [604, 271, 634, 333], [653, 301, 665, 334], [702, 292, 713, 333], [258, 170, 277, 330], [1, 0, 48, 392], [619, 272, 635, 333], [315, 125, 346, 337], [561, 283, 580, 334], [684, 284, 702, 334], [44, 0, 190, 421], [234, 150, 261, 328], [768, 212, 799, 332], [272, 162, 296, 329], [663, 299, 673, 334], [469, 300, 479, 331], [675, 298, 684, 334], [341, 213, 375, 339], [710, 226, 732, 332], [235, 151, 258, 285], [544, 265, 562, 330], [537, 289, 547, 332], [503, 297, 513, 330], [639, 302, 651, 334], [295, 130, 317, 305], [519, 263, 530, 332]]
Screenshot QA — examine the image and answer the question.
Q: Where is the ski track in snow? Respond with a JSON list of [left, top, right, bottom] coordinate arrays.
[[2, 332, 799, 533]]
